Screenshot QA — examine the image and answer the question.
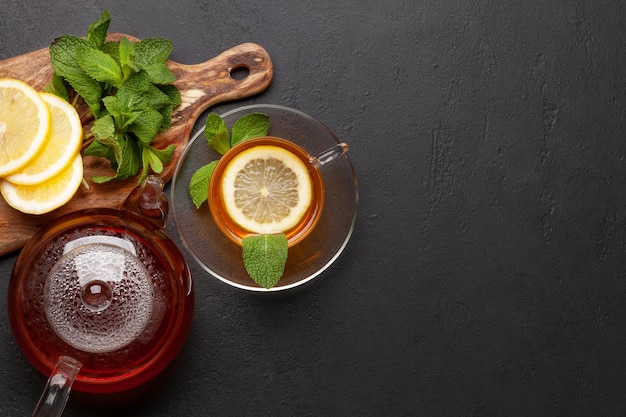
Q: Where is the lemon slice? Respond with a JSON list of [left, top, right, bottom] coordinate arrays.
[[0, 154, 83, 215], [0, 78, 51, 176], [221, 145, 313, 234], [5, 92, 83, 185]]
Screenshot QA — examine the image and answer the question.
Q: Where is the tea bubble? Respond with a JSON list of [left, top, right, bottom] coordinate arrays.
[[44, 242, 154, 353]]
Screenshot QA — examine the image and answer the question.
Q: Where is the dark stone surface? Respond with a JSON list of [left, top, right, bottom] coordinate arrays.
[[1, 1, 626, 416]]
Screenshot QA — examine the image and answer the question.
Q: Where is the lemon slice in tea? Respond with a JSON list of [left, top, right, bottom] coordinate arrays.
[[221, 144, 313, 234], [0, 78, 51, 176]]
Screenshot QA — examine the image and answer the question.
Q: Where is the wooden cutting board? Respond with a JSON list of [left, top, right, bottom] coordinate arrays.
[[0, 33, 273, 255]]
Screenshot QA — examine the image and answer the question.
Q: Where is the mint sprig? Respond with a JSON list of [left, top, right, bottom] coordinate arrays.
[[45, 9, 181, 184], [190, 112, 289, 289], [189, 160, 217, 209], [242, 234, 288, 289], [189, 112, 269, 208]]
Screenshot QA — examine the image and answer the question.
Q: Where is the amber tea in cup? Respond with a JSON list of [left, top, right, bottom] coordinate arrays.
[[209, 136, 346, 248]]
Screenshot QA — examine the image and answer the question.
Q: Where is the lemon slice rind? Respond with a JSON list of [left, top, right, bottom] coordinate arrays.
[[0, 78, 51, 177], [0, 154, 83, 215], [5, 92, 83, 185]]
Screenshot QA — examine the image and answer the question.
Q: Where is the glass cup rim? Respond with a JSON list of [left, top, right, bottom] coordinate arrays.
[[208, 136, 325, 248]]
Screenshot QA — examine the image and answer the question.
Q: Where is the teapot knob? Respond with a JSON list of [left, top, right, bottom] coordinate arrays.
[[122, 175, 169, 230]]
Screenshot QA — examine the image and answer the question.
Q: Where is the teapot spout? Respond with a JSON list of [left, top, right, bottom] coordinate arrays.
[[122, 175, 169, 230], [32, 356, 81, 417]]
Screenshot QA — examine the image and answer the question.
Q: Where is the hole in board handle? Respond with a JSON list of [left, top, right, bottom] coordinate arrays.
[[229, 65, 250, 80]]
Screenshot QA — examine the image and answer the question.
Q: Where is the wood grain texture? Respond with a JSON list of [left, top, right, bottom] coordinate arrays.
[[0, 33, 273, 255]]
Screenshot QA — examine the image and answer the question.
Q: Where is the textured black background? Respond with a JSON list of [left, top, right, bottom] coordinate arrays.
[[1, 1, 626, 416]]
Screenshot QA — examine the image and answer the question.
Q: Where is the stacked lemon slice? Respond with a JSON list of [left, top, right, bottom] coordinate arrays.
[[0, 78, 83, 214]]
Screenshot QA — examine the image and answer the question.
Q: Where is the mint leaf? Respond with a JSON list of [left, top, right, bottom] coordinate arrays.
[[157, 84, 181, 130], [130, 108, 163, 143], [158, 104, 175, 130], [115, 135, 142, 180], [76, 44, 123, 87], [142, 145, 163, 173], [159, 84, 182, 107], [88, 132, 141, 183], [141, 62, 176, 84], [149, 143, 175, 164], [86, 9, 110, 48], [117, 72, 171, 111], [101, 96, 140, 129], [205, 113, 230, 154], [119, 37, 138, 78], [100, 40, 120, 60], [67, 74, 102, 116], [90, 115, 117, 144], [138, 143, 174, 185], [91, 175, 115, 184], [189, 161, 218, 208], [242, 234, 288, 289], [231, 112, 270, 146], [89, 115, 122, 169], [84, 137, 116, 161], [44, 74, 69, 101], [135, 38, 173, 67], [49, 35, 103, 115]]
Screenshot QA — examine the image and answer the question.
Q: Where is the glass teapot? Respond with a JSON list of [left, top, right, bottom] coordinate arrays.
[[7, 176, 194, 416]]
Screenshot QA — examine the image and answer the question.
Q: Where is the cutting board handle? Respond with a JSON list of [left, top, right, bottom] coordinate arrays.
[[171, 42, 273, 122]]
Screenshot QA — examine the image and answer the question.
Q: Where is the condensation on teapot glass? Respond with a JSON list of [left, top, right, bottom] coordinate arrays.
[[44, 242, 154, 354]]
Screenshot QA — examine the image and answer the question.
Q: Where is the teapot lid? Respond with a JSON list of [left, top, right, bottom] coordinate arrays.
[[44, 239, 154, 354]]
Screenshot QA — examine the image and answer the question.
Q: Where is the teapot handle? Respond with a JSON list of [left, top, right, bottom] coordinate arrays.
[[32, 356, 81, 417]]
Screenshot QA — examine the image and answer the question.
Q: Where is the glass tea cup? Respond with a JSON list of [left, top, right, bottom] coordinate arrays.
[[208, 136, 348, 248]]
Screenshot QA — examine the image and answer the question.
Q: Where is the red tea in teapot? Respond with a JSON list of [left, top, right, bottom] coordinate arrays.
[[8, 177, 194, 394]]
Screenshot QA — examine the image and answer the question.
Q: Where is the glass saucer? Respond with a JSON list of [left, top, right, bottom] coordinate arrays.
[[170, 104, 358, 291]]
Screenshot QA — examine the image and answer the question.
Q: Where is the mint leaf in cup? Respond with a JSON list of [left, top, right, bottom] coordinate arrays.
[[242, 234, 288, 289], [189, 160, 217, 208], [204, 113, 231, 155], [231, 112, 270, 147], [190, 112, 270, 207]]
